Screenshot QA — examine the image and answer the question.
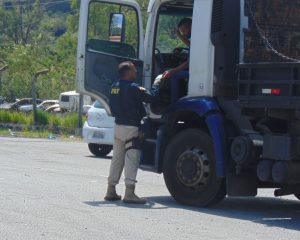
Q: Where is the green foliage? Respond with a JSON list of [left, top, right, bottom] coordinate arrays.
[[0, 0, 76, 101], [36, 110, 49, 125], [0, 0, 44, 45], [0, 0, 189, 102], [0, 111, 12, 123], [0, 110, 84, 131], [0, 110, 30, 124], [10, 111, 28, 124], [49, 114, 62, 127], [61, 113, 78, 129]]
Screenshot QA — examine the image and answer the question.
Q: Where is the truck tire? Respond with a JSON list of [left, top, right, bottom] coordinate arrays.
[[88, 143, 112, 157], [163, 129, 226, 207]]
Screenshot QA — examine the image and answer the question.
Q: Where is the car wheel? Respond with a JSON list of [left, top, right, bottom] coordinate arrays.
[[88, 143, 112, 157], [163, 129, 226, 207]]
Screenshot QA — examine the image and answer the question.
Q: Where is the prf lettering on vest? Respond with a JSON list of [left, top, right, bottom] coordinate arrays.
[[111, 88, 120, 94]]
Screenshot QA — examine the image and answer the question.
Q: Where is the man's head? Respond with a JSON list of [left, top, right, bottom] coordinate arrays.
[[178, 18, 192, 39], [118, 61, 137, 81]]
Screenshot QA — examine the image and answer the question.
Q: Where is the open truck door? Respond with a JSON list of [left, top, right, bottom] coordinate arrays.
[[76, 0, 144, 113]]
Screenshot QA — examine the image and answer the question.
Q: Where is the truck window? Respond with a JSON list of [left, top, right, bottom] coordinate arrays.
[[61, 96, 69, 102], [152, 5, 193, 78], [156, 14, 190, 53], [87, 1, 139, 59]]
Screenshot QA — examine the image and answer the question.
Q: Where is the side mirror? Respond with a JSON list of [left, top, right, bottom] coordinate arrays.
[[109, 13, 126, 43]]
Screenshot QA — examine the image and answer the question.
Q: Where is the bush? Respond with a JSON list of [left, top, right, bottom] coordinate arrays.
[[0, 111, 12, 123], [36, 110, 49, 126], [49, 114, 62, 127], [10, 112, 28, 124], [0, 110, 33, 124], [0, 110, 84, 131], [61, 113, 78, 129]]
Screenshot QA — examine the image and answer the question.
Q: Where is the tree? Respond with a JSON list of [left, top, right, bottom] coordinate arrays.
[[0, 0, 44, 45]]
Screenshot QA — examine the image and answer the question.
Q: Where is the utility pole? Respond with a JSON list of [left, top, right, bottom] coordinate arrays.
[[32, 69, 49, 126], [76, 94, 83, 135], [0, 62, 9, 94]]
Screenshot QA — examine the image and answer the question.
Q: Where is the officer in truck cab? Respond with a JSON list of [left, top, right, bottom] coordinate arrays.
[[105, 61, 162, 204], [161, 17, 192, 103]]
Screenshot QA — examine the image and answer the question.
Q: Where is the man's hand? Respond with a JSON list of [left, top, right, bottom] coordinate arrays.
[[153, 75, 164, 85], [161, 69, 175, 80], [153, 78, 161, 86]]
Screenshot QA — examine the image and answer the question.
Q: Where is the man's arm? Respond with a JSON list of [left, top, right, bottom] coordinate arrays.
[[162, 61, 189, 79], [131, 83, 161, 104]]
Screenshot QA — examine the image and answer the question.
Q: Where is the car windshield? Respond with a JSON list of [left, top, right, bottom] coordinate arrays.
[[93, 101, 103, 109]]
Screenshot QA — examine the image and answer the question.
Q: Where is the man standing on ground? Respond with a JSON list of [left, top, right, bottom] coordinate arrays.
[[104, 61, 161, 204]]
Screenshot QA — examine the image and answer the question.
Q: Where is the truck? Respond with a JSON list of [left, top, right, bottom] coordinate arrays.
[[76, 0, 300, 207], [59, 90, 92, 112]]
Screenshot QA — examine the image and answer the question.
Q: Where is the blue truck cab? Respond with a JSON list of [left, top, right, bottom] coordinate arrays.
[[76, 0, 300, 206]]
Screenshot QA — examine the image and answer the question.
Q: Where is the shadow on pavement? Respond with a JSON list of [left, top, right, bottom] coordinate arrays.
[[84, 195, 300, 230], [83, 200, 167, 210], [85, 155, 112, 160], [146, 195, 300, 231]]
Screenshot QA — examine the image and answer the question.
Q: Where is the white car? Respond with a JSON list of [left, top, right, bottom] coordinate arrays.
[[19, 100, 59, 112], [83, 100, 115, 157]]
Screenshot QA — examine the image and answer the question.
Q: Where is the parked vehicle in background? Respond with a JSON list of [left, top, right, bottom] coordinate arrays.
[[59, 91, 92, 112], [83, 104, 92, 114], [19, 100, 59, 112], [10, 98, 43, 111], [38, 100, 59, 111], [45, 103, 61, 113], [83, 100, 114, 157]]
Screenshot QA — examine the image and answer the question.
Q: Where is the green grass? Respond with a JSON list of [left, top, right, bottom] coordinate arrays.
[[0, 110, 86, 139], [61, 113, 79, 129], [0, 110, 85, 128], [0, 129, 82, 140], [0, 110, 32, 125]]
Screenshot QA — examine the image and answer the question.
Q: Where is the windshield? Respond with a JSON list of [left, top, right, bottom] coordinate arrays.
[[155, 10, 192, 53], [243, 0, 300, 63]]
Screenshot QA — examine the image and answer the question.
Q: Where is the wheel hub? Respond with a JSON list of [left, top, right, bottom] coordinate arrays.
[[176, 149, 210, 188]]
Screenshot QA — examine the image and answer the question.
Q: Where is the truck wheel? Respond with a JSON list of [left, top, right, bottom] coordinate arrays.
[[88, 143, 112, 157], [163, 129, 226, 207]]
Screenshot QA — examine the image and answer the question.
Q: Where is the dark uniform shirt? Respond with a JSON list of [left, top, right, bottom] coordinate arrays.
[[109, 80, 159, 127]]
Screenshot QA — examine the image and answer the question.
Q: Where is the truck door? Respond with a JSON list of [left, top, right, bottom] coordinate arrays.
[[76, 0, 144, 112]]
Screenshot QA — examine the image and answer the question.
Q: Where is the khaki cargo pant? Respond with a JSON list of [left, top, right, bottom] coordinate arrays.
[[108, 124, 141, 186]]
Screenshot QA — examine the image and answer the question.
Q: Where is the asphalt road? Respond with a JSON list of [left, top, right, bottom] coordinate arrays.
[[0, 137, 300, 240]]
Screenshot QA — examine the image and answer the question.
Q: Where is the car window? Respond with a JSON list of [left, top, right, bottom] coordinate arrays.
[[93, 101, 103, 109]]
